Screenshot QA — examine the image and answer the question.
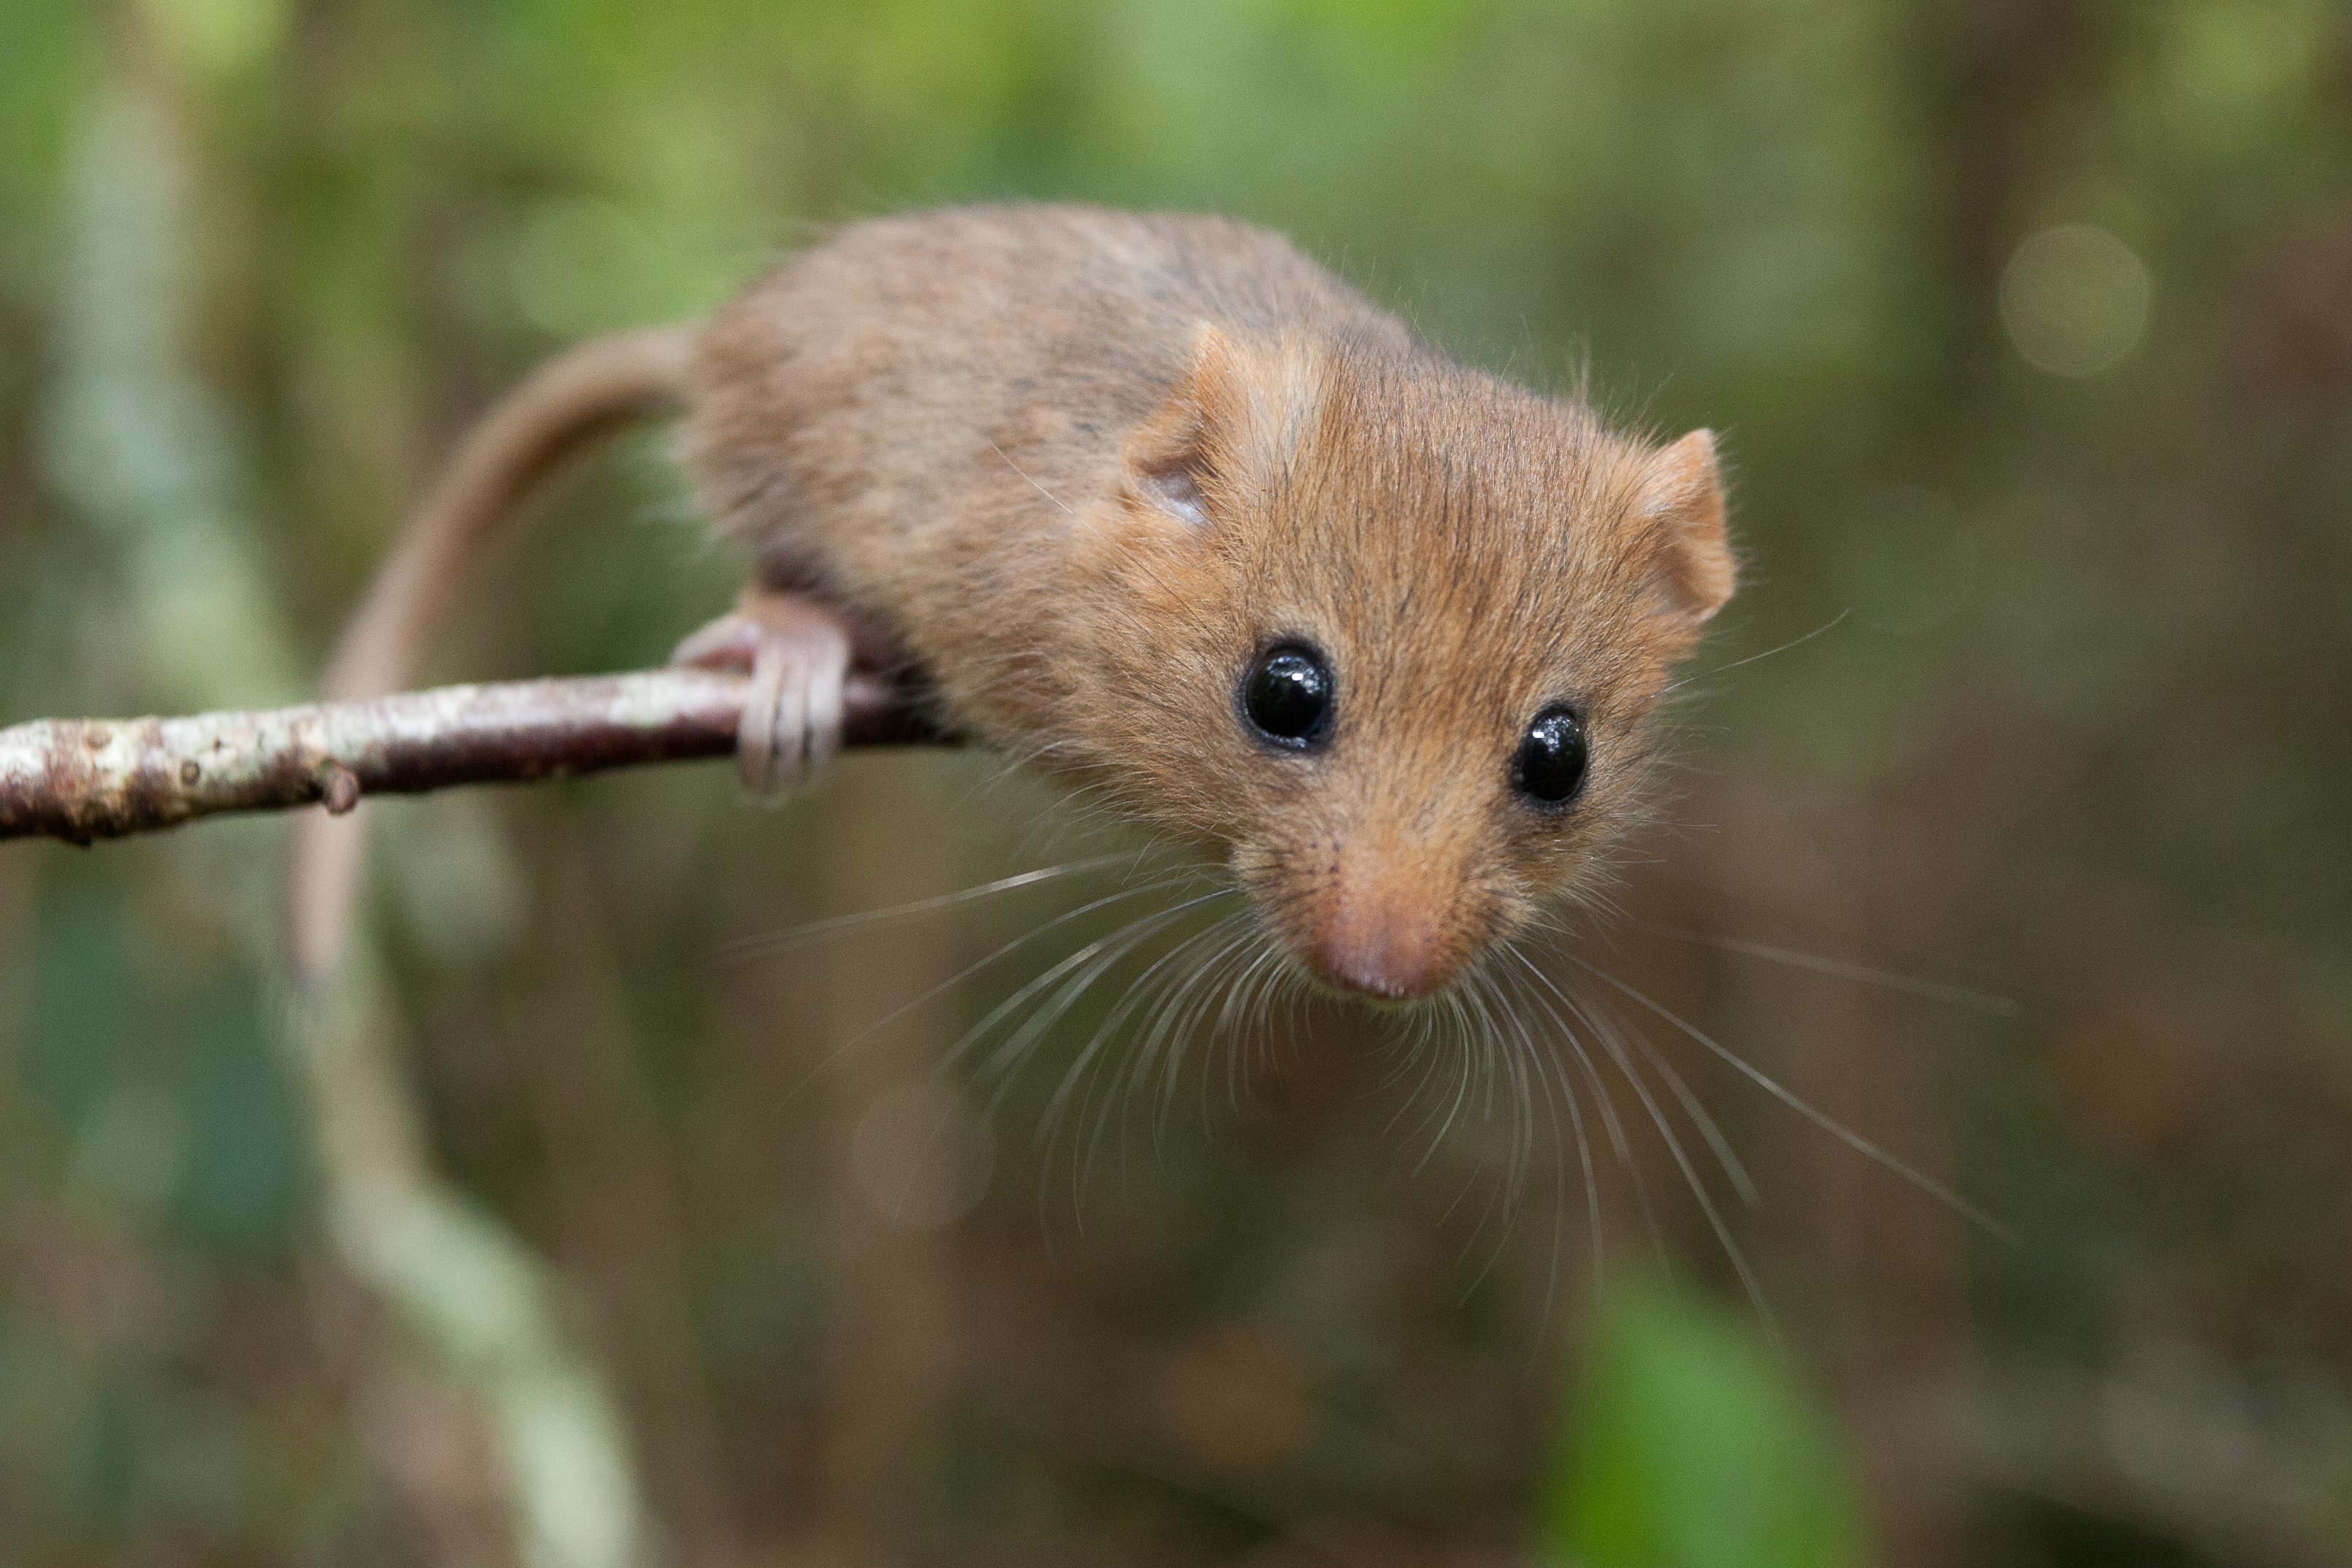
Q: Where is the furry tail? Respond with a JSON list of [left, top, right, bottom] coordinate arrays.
[[287, 325, 696, 982]]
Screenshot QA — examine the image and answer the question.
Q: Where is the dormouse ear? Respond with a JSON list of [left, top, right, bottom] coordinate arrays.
[[1117, 322, 1313, 537], [1119, 322, 1244, 532], [1636, 428, 1736, 624]]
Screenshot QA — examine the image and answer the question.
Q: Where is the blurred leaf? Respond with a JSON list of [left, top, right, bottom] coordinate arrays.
[[143, 0, 289, 82], [176, 981, 308, 1254], [0, 0, 90, 284], [24, 882, 128, 1135], [1540, 1278, 1862, 1568]]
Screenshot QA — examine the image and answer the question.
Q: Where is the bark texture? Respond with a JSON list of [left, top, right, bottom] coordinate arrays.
[[0, 669, 927, 844]]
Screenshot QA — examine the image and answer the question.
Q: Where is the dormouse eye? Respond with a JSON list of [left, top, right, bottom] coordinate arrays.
[[1514, 705, 1589, 805], [1240, 642, 1334, 749]]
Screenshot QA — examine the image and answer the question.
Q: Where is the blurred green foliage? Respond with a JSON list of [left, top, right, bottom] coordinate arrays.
[[1545, 1278, 1860, 1568], [1, 1, 2349, 1565]]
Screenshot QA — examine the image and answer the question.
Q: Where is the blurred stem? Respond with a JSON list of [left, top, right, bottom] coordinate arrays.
[[42, 50, 652, 1568], [293, 952, 646, 1568]]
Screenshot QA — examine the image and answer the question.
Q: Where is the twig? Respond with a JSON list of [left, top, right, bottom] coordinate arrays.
[[0, 667, 931, 845]]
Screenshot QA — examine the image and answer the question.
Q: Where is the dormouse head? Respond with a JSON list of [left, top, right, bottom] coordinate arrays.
[[1066, 325, 1734, 1002]]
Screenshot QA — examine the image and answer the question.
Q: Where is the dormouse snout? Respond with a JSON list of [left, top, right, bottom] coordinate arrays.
[[1315, 876, 1448, 1000], [1288, 833, 1490, 1003]]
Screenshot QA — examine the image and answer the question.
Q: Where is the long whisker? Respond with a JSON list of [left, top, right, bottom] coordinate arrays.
[[1380, 997, 1448, 1162], [1460, 965, 1530, 1205], [1515, 951, 1776, 1341], [1567, 953, 2016, 1244], [1076, 908, 1253, 1193], [1506, 950, 1662, 1268], [986, 896, 1236, 1238], [1189, 923, 1279, 1130], [1625, 1020, 1758, 1209], [1593, 995, 1779, 1347], [716, 852, 1145, 962], [1247, 943, 1301, 1090], [1662, 608, 1849, 694], [1452, 966, 1541, 1301], [1412, 990, 1480, 1179], [765, 872, 1202, 1113], [968, 888, 1234, 1101], [1152, 917, 1267, 1138], [1639, 924, 2019, 1017], [1217, 939, 1291, 1114], [1021, 892, 1242, 1138], [1494, 949, 1604, 1304], [1422, 994, 1498, 1235], [1077, 907, 1269, 1203], [1223, 946, 1277, 1113], [1482, 961, 1563, 1299], [1378, 1006, 1448, 1145], [1489, 964, 1541, 1206], [1373, 1000, 1436, 1106], [1080, 908, 1249, 1146], [1510, 951, 1634, 1175]]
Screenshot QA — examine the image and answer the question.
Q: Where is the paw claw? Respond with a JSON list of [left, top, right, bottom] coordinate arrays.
[[675, 592, 854, 798]]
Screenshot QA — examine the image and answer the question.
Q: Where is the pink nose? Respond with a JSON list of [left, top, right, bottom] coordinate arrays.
[[1316, 895, 1444, 1001]]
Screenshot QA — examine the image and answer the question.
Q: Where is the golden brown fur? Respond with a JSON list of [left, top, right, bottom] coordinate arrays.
[[682, 204, 1731, 998]]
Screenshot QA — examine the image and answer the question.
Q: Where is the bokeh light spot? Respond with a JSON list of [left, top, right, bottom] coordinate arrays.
[[2000, 224, 2153, 378]]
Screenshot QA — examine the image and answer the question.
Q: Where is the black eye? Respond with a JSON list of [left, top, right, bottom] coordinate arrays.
[[1514, 705, 1589, 805], [1239, 642, 1334, 749]]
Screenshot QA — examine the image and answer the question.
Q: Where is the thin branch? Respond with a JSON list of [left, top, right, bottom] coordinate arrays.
[[1, 667, 933, 845]]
